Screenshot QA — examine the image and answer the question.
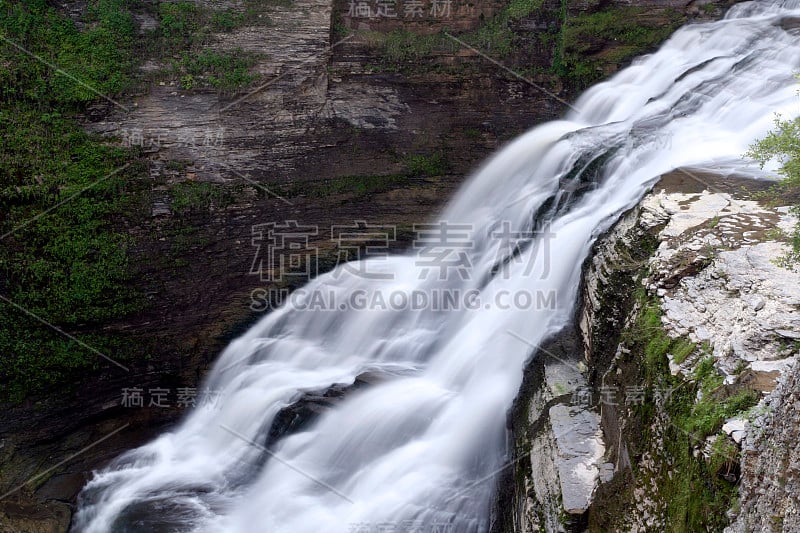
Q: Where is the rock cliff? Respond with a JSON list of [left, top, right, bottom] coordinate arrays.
[[500, 172, 800, 532]]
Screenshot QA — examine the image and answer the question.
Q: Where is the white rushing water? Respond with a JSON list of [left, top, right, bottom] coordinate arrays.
[[75, 1, 800, 531]]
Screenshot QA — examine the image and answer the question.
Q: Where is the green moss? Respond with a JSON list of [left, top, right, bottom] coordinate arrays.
[[354, 0, 682, 88], [210, 10, 247, 31], [506, 0, 544, 20], [170, 182, 236, 214], [172, 48, 260, 91], [708, 434, 739, 477], [623, 294, 672, 383], [620, 290, 759, 531], [282, 152, 447, 198], [332, 11, 350, 40], [403, 152, 447, 177], [155, 1, 271, 47], [0, 0, 149, 402], [0, 108, 146, 401], [0, 0, 290, 404], [671, 338, 696, 364], [658, 372, 753, 531], [462, 18, 516, 57], [166, 224, 211, 257], [146, 1, 268, 87], [555, 6, 684, 89], [564, 8, 677, 50], [674, 358, 758, 438], [373, 30, 456, 62], [282, 173, 413, 198], [701, 3, 718, 14], [0, 0, 136, 103], [360, 0, 527, 69]]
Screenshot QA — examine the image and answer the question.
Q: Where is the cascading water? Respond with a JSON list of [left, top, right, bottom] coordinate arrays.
[[74, 1, 800, 531]]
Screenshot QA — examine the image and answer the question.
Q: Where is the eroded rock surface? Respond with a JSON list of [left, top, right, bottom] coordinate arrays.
[[522, 359, 605, 532], [727, 364, 800, 532], [506, 174, 800, 532], [643, 191, 800, 387]]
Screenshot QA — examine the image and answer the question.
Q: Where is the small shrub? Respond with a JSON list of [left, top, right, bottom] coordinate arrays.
[[747, 114, 800, 265], [180, 74, 195, 90]]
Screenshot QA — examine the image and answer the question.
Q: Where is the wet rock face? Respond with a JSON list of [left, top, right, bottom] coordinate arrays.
[[548, 403, 604, 515], [0, 501, 71, 533], [497, 328, 605, 533], [265, 373, 379, 447], [527, 361, 605, 530]]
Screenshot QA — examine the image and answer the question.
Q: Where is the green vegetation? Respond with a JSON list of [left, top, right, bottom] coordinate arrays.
[[671, 337, 697, 365], [332, 13, 350, 40], [367, 29, 455, 62], [701, 3, 719, 15], [210, 9, 248, 32], [362, 0, 539, 68], [164, 224, 211, 259], [747, 111, 800, 264], [0, 0, 136, 102], [676, 356, 759, 439], [283, 173, 410, 198], [357, 1, 682, 92], [655, 356, 757, 530], [0, 0, 258, 401], [170, 181, 238, 214], [0, 0, 266, 399], [0, 0, 148, 401], [154, 0, 272, 50], [464, 128, 482, 139], [403, 152, 447, 177], [506, 0, 545, 20], [148, 1, 263, 91], [464, 18, 516, 58], [623, 290, 759, 531], [172, 48, 260, 91], [565, 8, 677, 52], [555, 6, 683, 89]]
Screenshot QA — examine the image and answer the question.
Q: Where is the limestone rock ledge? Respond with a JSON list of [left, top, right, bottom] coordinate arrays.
[[591, 180, 799, 531], [642, 191, 800, 385], [503, 174, 800, 532], [643, 186, 800, 532], [524, 361, 606, 531]]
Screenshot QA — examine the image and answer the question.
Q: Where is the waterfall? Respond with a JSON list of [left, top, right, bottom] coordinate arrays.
[[74, 1, 800, 531]]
